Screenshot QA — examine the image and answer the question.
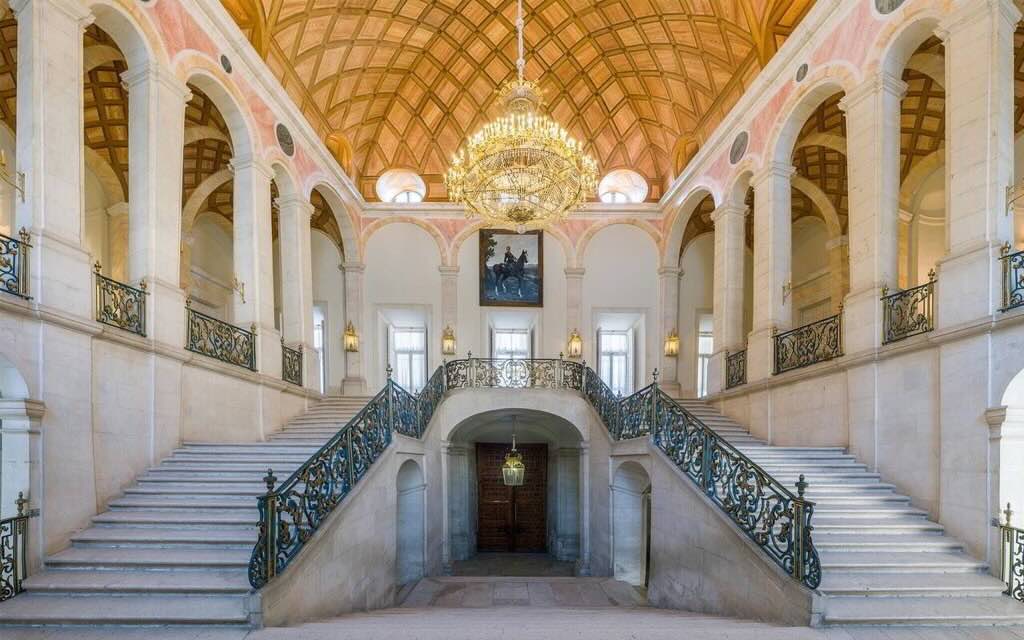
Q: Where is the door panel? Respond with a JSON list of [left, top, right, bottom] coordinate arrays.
[[475, 443, 547, 552]]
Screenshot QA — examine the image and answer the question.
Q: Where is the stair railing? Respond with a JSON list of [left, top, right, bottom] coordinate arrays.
[[248, 356, 820, 591], [999, 503, 1024, 602], [0, 493, 33, 602]]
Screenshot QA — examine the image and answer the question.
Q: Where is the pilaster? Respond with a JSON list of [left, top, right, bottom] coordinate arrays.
[[342, 261, 367, 394], [565, 266, 585, 359], [439, 265, 459, 358], [657, 266, 681, 396], [277, 195, 317, 389], [709, 203, 746, 394]]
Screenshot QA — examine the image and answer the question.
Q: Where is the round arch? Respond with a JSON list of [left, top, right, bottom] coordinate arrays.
[[307, 181, 360, 263], [662, 185, 720, 267], [448, 220, 576, 269], [577, 219, 662, 270], [178, 60, 257, 163], [361, 216, 449, 267], [396, 458, 426, 584], [611, 460, 651, 586], [870, 11, 945, 79], [85, 0, 169, 70], [764, 70, 856, 167]]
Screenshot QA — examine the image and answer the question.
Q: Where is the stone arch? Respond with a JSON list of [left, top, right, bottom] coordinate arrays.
[[361, 216, 449, 267], [181, 169, 232, 236], [307, 181, 360, 263], [611, 460, 651, 586], [179, 61, 257, 162], [765, 72, 855, 167], [791, 175, 842, 239], [0, 351, 37, 518], [85, 0, 169, 70], [396, 458, 425, 584], [872, 12, 945, 80], [662, 184, 720, 267], [184, 125, 231, 147], [435, 392, 598, 444], [270, 160, 298, 201], [578, 219, 662, 270], [84, 147, 127, 205]]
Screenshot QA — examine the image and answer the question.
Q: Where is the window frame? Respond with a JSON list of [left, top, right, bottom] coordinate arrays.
[[597, 328, 634, 396], [490, 327, 532, 360], [388, 325, 428, 392]]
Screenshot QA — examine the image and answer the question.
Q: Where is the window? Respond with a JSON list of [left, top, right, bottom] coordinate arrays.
[[313, 306, 327, 394], [697, 314, 713, 398], [597, 169, 649, 204], [599, 330, 633, 396], [600, 190, 629, 204], [492, 329, 531, 360], [390, 327, 427, 392], [392, 190, 423, 204], [375, 169, 427, 203]]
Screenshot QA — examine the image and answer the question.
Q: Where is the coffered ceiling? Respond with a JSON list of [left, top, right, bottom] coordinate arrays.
[[222, 0, 817, 202]]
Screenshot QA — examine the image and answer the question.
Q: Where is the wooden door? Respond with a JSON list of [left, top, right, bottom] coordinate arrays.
[[476, 443, 547, 552]]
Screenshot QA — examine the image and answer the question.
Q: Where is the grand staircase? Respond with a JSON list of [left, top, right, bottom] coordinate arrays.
[[674, 398, 1024, 626], [0, 396, 370, 628]]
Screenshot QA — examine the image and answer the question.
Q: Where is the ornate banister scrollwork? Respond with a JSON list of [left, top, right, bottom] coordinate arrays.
[[1001, 245, 1024, 312], [0, 228, 31, 300], [281, 341, 303, 386], [1, 493, 33, 602], [94, 263, 147, 336], [881, 271, 935, 344], [185, 300, 257, 371], [773, 313, 843, 375], [725, 350, 746, 389], [248, 356, 821, 592], [999, 502, 1024, 603]]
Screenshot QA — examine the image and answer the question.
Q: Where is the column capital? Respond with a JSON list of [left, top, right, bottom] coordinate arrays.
[[275, 194, 316, 220], [937, 0, 1022, 41], [564, 266, 586, 279], [841, 71, 907, 112], [341, 261, 365, 274], [438, 265, 460, 277], [751, 162, 795, 187], [12, 0, 92, 24], [657, 266, 681, 279], [229, 156, 275, 180], [710, 203, 747, 223], [120, 61, 192, 102]]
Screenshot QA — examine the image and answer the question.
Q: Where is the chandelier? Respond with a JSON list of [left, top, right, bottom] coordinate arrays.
[[444, 0, 598, 233]]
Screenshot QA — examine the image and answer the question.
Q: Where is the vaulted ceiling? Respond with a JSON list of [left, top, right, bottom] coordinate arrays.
[[222, 0, 817, 202]]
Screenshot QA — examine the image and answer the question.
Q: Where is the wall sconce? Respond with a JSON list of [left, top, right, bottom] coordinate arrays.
[[343, 321, 359, 352], [664, 329, 680, 358], [782, 280, 792, 303], [0, 149, 25, 202], [566, 329, 583, 359], [441, 325, 457, 356], [232, 276, 246, 304]]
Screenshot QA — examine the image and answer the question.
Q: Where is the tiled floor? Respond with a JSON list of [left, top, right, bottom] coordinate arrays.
[[450, 552, 576, 577]]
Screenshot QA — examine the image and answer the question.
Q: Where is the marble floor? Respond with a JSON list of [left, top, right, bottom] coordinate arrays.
[[450, 552, 576, 577]]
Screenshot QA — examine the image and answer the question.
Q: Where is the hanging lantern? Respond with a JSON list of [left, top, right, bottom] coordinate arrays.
[[441, 325, 457, 356], [343, 321, 359, 352], [566, 329, 583, 359], [502, 433, 525, 487], [664, 329, 680, 358]]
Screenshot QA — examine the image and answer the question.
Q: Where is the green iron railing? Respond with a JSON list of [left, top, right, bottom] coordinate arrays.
[[185, 300, 257, 371], [999, 503, 1024, 603], [0, 228, 30, 300], [1, 493, 32, 602], [281, 341, 303, 386], [1001, 245, 1024, 312], [881, 271, 935, 344], [94, 263, 147, 337], [248, 356, 821, 590], [773, 312, 843, 375]]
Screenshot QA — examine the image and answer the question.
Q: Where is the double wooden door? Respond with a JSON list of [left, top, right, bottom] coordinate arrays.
[[476, 443, 547, 552]]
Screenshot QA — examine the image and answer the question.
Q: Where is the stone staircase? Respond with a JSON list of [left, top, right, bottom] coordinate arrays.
[[674, 398, 1024, 626], [0, 396, 370, 628]]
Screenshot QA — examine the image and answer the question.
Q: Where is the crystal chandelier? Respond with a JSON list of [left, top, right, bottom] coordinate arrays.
[[444, 0, 598, 233]]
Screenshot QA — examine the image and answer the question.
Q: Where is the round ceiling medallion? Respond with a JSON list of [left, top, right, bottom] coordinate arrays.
[[875, 0, 907, 15], [729, 132, 748, 165], [276, 123, 295, 157], [795, 63, 809, 82], [220, 55, 232, 74]]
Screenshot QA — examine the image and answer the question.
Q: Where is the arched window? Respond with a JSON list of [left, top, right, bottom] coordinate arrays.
[[598, 170, 648, 204], [376, 169, 427, 203]]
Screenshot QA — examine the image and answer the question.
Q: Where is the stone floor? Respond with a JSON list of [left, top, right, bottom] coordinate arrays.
[[450, 552, 576, 577]]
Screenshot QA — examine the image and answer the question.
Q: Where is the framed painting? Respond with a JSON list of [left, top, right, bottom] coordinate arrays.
[[479, 229, 543, 307]]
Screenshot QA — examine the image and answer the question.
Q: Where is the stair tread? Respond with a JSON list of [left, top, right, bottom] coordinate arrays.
[[23, 569, 250, 593], [72, 527, 255, 544], [0, 594, 249, 625], [46, 547, 251, 567], [818, 550, 986, 568], [818, 571, 1007, 593], [822, 595, 1024, 624], [94, 510, 256, 525]]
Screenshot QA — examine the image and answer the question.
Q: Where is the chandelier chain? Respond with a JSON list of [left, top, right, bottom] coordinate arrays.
[[516, 0, 525, 82]]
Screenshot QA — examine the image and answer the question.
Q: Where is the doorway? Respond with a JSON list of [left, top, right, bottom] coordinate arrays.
[[475, 442, 547, 552]]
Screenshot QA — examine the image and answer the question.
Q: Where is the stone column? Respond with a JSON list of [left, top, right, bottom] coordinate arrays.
[[444, 443, 470, 568], [936, 0, 1020, 327], [12, 0, 93, 316], [656, 266, 681, 396], [827, 235, 849, 315], [231, 156, 278, 376], [554, 447, 581, 561], [565, 267, 585, 358], [121, 61, 191, 347], [840, 72, 906, 353], [439, 265, 459, 360], [747, 162, 794, 380], [342, 261, 367, 394], [277, 194, 316, 389], [709, 203, 746, 394]]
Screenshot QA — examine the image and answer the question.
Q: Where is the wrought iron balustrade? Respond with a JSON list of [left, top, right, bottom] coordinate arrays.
[[1, 493, 31, 602], [725, 350, 746, 389], [773, 313, 843, 375], [248, 355, 821, 592], [0, 228, 30, 299], [281, 342, 302, 386], [999, 503, 1024, 603], [94, 264, 146, 336], [1001, 246, 1024, 312], [881, 272, 934, 344], [185, 301, 256, 371]]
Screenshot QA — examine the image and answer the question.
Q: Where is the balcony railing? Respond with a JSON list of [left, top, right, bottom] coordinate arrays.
[[94, 263, 147, 336], [248, 356, 821, 592], [0, 228, 30, 300], [999, 503, 1024, 603], [281, 341, 302, 386], [774, 312, 843, 375], [185, 300, 256, 371], [1, 493, 31, 602], [1001, 246, 1024, 312], [725, 350, 746, 389], [881, 271, 935, 344]]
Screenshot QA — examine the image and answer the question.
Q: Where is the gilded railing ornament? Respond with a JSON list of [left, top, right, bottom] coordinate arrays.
[[248, 356, 821, 591], [94, 262, 147, 336], [0, 228, 31, 299], [1, 492, 33, 602], [281, 340, 303, 386], [881, 270, 935, 344], [1000, 245, 1024, 312], [773, 312, 843, 375], [185, 300, 257, 371], [1000, 502, 1024, 602], [726, 350, 747, 389]]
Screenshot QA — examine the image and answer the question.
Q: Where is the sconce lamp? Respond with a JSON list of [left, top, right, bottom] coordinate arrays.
[[343, 321, 359, 353], [664, 329, 680, 358], [566, 329, 583, 359], [441, 325, 457, 356]]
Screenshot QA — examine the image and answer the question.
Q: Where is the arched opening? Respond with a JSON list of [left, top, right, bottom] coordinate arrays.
[[446, 409, 583, 575], [310, 187, 346, 394], [1012, 20, 1024, 248], [611, 461, 651, 587], [0, 4, 16, 240], [790, 91, 849, 320], [0, 351, 31, 517], [679, 194, 715, 397], [396, 458, 426, 585], [896, 36, 946, 288]]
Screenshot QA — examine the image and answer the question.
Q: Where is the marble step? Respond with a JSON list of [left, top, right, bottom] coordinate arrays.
[[124, 485, 266, 497], [818, 550, 987, 573], [44, 547, 250, 570], [817, 571, 1006, 597], [22, 569, 250, 595], [811, 518, 944, 535], [164, 453, 313, 463], [93, 510, 256, 527], [0, 593, 250, 626], [108, 497, 260, 512], [812, 533, 961, 552], [70, 526, 254, 548], [152, 462, 303, 473], [182, 442, 322, 450], [821, 595, 1024, 625]]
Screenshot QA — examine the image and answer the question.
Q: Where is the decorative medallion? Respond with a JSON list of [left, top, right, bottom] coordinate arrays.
[[875, 0, 907, 15], [729, 131, 748, 165], [220, 55, 232, 74], [276, 123, 294, 157], [796, 63, 809, 82]]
